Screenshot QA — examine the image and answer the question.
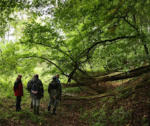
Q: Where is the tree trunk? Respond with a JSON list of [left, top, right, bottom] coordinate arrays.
[[99, 65, 150, 82]]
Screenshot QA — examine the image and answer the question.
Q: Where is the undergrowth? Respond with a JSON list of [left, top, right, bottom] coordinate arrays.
[[81, 101, 132, 126]]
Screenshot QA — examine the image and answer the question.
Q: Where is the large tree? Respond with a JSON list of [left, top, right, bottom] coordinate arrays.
[[0, 0, 150, 83]]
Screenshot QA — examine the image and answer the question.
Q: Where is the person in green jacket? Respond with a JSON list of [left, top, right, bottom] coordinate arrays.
[[48, 75, 62, 115]]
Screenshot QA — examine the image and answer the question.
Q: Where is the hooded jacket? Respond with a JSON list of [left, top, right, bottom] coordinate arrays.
[[14, 78, 23, 96]]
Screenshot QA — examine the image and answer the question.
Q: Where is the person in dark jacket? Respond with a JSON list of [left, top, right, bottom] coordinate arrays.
[[27, 76, 34, 109], [56, 74, 62, 101], [13, 75, 23, 112], [31, 74, 44, 115], [48, 75, 62, 115]]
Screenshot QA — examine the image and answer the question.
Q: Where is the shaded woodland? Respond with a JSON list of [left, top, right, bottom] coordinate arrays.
[[0, 0, 150, 126]]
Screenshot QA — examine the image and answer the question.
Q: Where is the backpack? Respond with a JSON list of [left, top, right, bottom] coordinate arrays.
[[31, 81, 38, 93], [31, 79, 43, 98], [50, 80, 59, 89]]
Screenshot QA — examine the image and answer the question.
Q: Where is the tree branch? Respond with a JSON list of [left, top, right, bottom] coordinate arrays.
[[122, 16, 139, 32], [79, 35, 137, 61], [99, 65, 150, 82], [21, 55, 69, 77], [21, 41, 75, 62]]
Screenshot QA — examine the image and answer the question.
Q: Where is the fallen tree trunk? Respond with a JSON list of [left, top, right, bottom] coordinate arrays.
[[98, 65, 150, 82], [62, 65, 150, 88]]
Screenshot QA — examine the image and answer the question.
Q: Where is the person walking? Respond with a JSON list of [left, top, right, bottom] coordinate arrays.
[[31, 74, 44, 115], [13, 75, 23, 112], [48, 75, 62, 115]]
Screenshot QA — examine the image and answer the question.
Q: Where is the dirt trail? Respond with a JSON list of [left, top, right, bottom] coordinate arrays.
[[0, 96, 89, 126], [40, 99, 89, 126]]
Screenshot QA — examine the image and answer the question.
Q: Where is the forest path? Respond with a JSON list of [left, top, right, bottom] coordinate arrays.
[[0, 95, 90, 126], [40, 97, 89, 126]]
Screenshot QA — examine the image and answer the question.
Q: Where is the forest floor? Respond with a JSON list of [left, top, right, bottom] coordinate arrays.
[[0, 94, 90, 126], [1, 73, 150, 126]]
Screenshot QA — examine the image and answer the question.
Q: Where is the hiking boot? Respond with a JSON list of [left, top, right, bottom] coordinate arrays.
[[16, 108, 19, 112], [18, 108, 21, 111], [16, 107, 20, 112], [52, 108, 56, 115]]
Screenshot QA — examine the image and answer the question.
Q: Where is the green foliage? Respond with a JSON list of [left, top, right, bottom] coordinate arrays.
[[92, 106, 108, 126], [117, 87, 133, 99], [110, 107, 131, 126], [0, 0, 28, 37], [0, 42, 37, 77], [16, 110, 45, 124], [0, 0, 150, 83], [142, 116, 149, 126], [0, 78, 14, 99], [82, 104, 131, 126], [54, 0, 150, 72]]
